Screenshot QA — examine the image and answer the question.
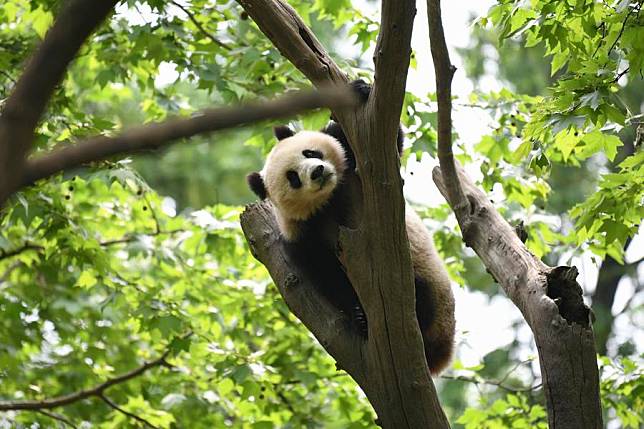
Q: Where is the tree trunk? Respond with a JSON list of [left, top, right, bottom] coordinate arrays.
[[237, 0, 451, 427], [238, 0, 604, 427]]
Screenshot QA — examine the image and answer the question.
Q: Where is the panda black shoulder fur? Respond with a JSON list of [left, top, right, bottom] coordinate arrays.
[[247, 81, 455, 375]]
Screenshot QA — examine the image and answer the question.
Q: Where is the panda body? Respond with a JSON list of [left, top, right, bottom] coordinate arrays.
[[247, 123, 455, 375]]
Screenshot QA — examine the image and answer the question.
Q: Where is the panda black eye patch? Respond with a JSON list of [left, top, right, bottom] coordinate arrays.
[[302, 149, 323, 159], [286, 170, 302, 188]]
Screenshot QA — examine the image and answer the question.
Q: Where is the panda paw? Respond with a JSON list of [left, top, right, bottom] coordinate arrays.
[[350, 79, 371, 103], [352, 304, 368, 337]]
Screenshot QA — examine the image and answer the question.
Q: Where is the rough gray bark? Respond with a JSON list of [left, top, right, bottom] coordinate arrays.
[[237, 0, 450, 427], [432, 168, 601, 428], [427, 1, 602, 427]]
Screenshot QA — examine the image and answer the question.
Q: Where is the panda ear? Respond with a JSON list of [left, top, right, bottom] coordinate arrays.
[[247, 172, 268, 200], [274, 125, 295, 141]]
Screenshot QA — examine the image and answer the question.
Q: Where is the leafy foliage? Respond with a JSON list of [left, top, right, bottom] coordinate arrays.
[[599, 356, 644, 428], [0, 167, 375, 427], [0, 0, 380, 427], [456, 0, 644, 262], [0, 0, 642, 427], [457, 393, 547, 429]]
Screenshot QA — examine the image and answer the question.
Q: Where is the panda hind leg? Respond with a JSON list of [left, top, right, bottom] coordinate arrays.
[[415, 275, 455, 375]]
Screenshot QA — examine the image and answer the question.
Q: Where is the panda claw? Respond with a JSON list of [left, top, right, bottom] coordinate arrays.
[[350, 79, 371, 103], [353, 304, 368, 337]]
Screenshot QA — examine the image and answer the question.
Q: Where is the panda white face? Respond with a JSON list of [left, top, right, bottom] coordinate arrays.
[[262, 131, 347, 221]]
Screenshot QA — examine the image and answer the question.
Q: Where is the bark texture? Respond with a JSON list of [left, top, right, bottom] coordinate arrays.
[[427, 2, 602, 426], [238, 0, 450, 427], [433, 169, 601, 428]]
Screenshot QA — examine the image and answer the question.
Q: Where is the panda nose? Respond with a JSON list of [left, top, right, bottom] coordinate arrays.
[[311, 165, 325, 180]]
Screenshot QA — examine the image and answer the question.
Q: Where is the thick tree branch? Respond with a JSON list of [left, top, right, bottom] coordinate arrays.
[[432, 169, 602, 428], [427, 1, 602, 427], [238, 1, 448, 427], [0, 0, 119, 205], [335, 1, 450, 428], [240, 201, 365, 378], [0, 344, 175, 411], [236, 0, 347, 87], [20, 88, 356, 188], [426, 0, 468, 220], [371, 0, 415, 141]]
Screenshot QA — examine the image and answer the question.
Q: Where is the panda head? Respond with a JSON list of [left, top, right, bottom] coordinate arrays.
[[247, 125, 347, 225]]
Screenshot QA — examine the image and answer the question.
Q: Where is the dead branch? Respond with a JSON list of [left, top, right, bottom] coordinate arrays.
[[426, 1, 602, 427], [0, 0, 119, 204], [21, 88, 356, 187]]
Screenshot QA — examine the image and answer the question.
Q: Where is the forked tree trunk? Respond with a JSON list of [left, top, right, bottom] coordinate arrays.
[[0, 0, 602, 426], [239, 1, 603, 428]]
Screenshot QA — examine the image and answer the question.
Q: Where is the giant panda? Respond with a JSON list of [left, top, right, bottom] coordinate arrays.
[[246, 82, 455, 375]]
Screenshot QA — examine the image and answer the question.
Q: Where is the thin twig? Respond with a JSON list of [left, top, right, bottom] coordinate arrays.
[[170, 0, 230, 50], [0, 70, 16, 84], [612, 67, 630, 83], [99, 393, 159, 429], [0, 243, 44, 261], [142, 194, 161, 234], [20, 87, 356, 187], [99, 229, 187, 247], [607, 2, 641, 56], [0, 229, 188, 263], [36, 410, 78, 428], [441, 374, 542, 393], [498, 358, 534, 386], [0, 336, 184, 411]]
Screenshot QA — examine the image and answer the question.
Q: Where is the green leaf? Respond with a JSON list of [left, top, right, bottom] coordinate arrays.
[[550, 49, 569, 76], [31, 8, 54, 39], [77, 270, 98, 288], [509, 141, 532, 164]]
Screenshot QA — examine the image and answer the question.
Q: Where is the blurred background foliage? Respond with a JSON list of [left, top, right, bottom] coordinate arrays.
[[0, 0, 642, 428]]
